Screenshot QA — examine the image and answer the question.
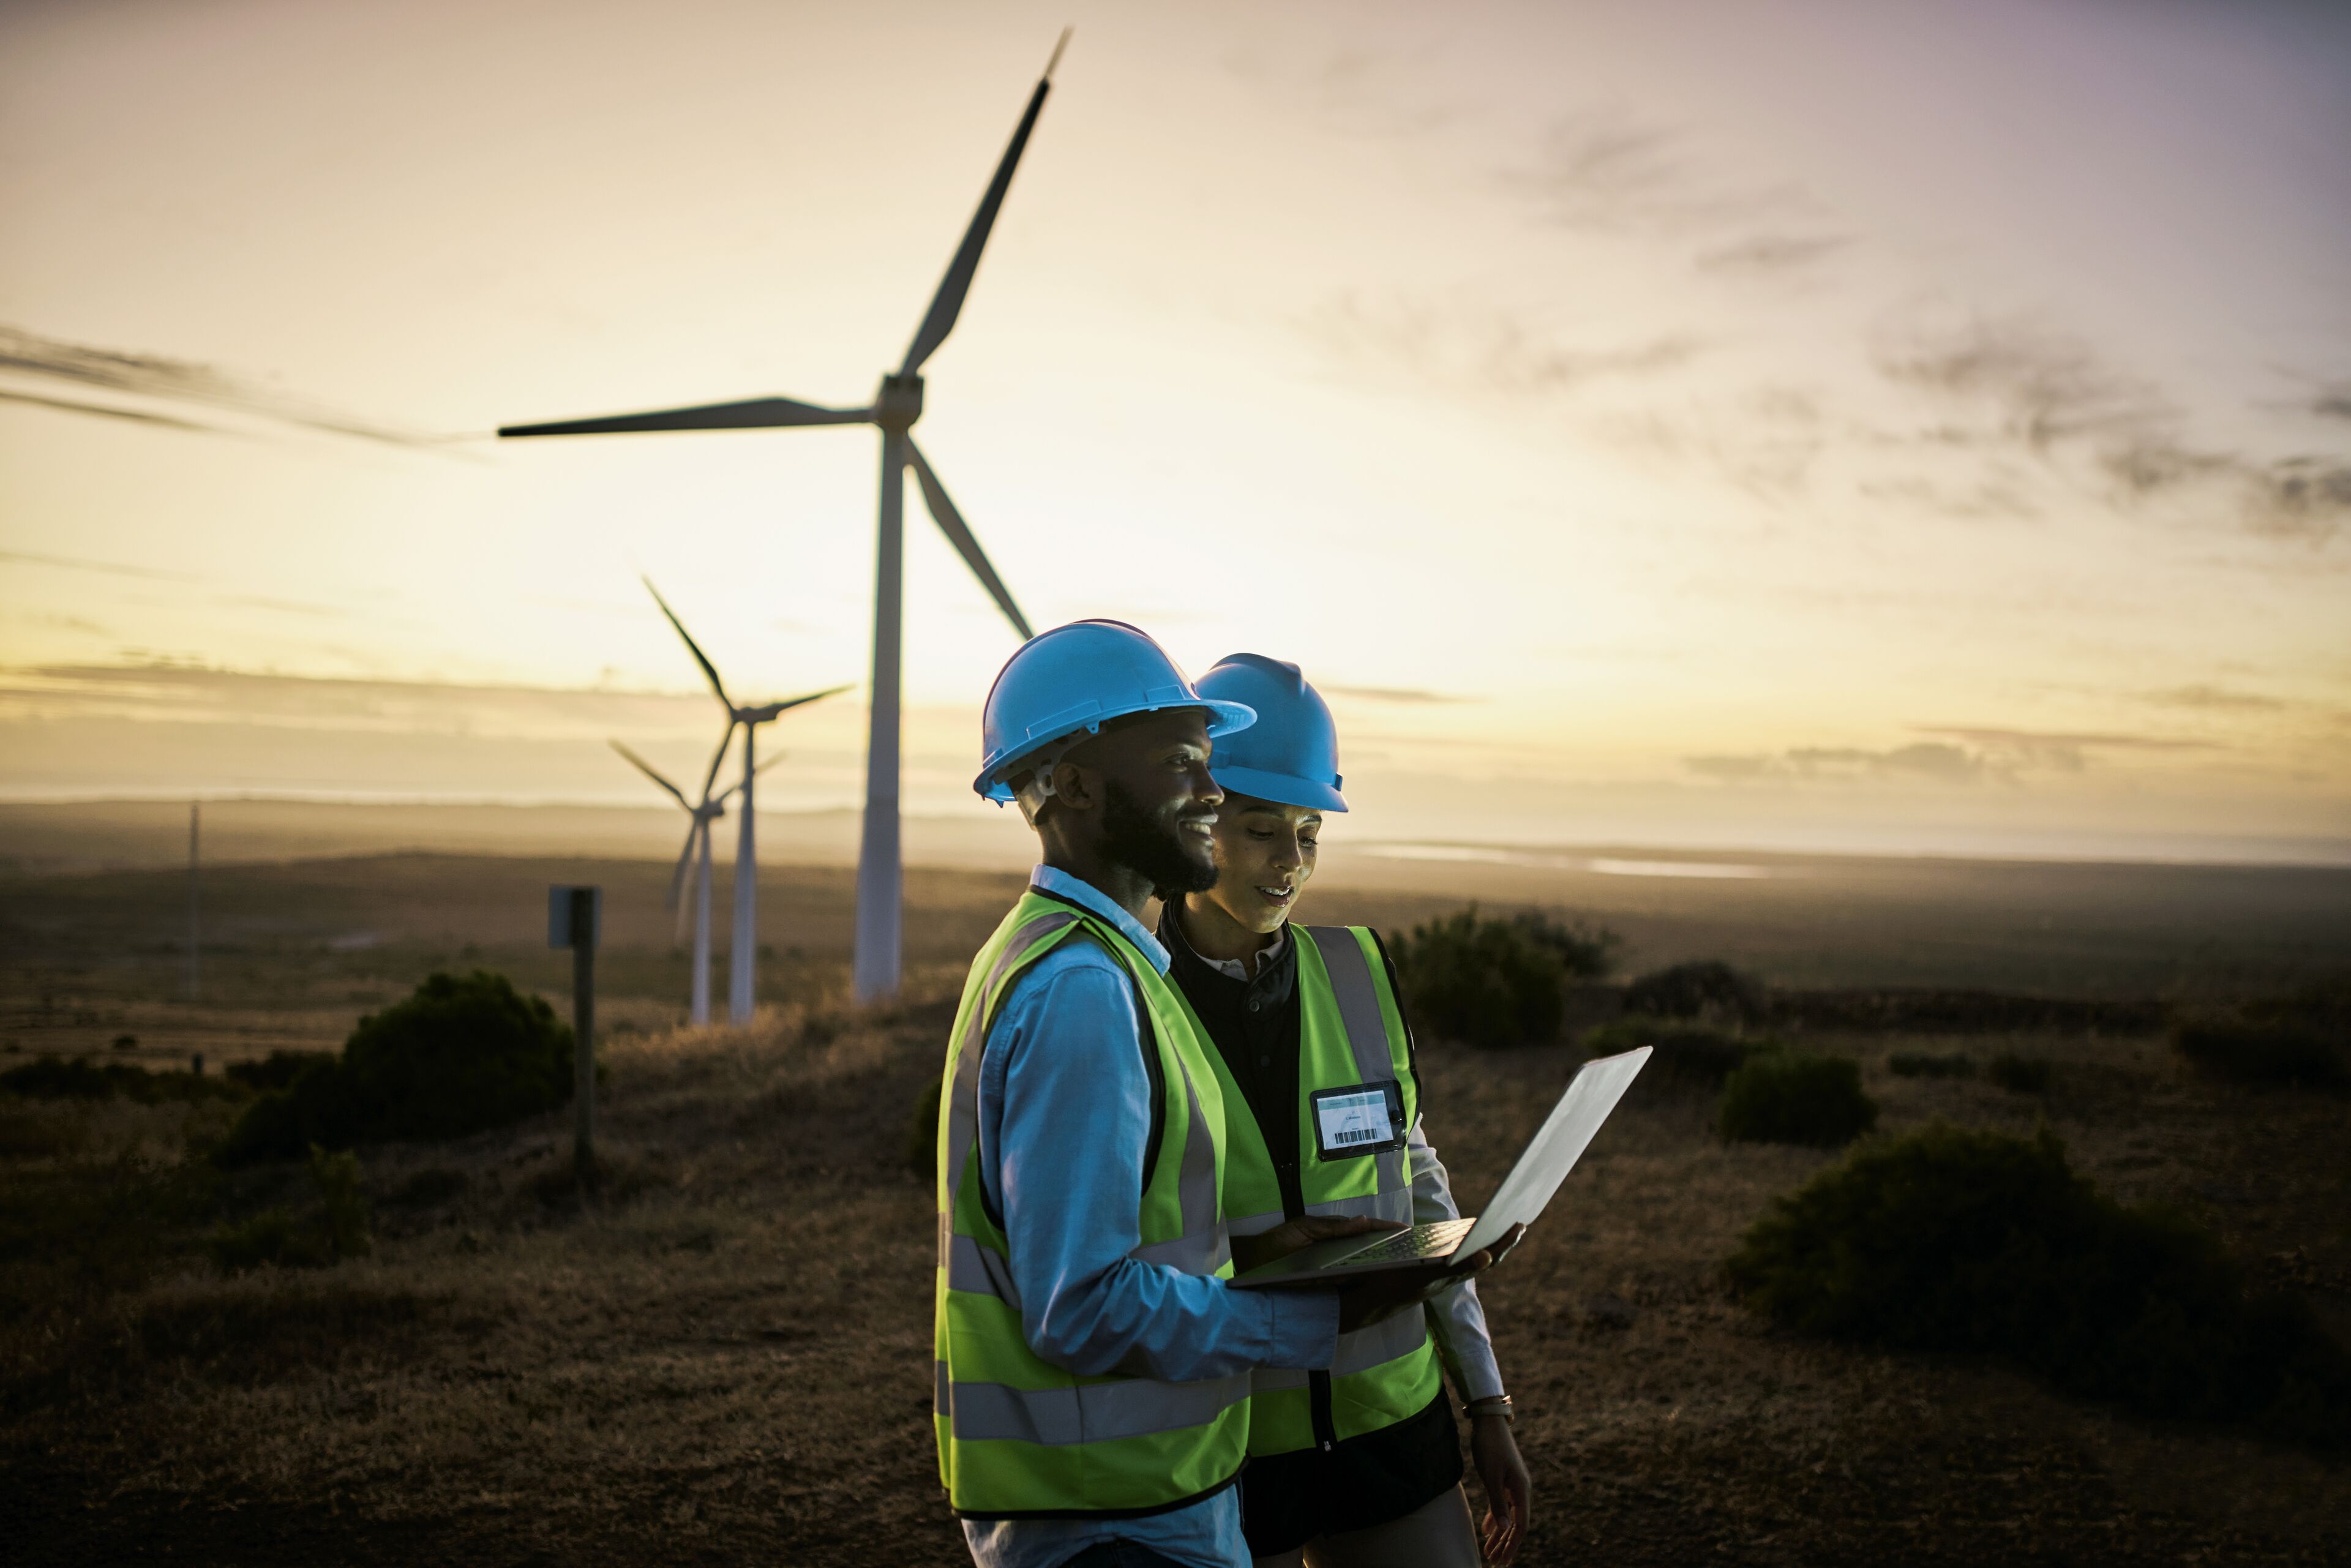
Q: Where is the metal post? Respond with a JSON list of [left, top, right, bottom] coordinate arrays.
[[187, 801, 201, 1002], [550, 885, 600, 1190], [572, 888, 596, 1187], [853, 430, 907, 1003]]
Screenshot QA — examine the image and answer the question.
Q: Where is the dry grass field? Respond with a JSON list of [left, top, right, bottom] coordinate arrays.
[[4, 818, 2349, 1565]]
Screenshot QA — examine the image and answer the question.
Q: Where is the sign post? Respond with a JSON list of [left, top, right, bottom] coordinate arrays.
[[548, 885, 601, 1191]]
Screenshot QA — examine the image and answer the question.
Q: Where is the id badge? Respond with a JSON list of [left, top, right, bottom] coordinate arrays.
[[1309, 1081, 1406, 1161]]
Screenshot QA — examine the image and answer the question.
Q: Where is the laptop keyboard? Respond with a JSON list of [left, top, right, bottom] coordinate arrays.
[[1335, 1217, 1477, 1268]]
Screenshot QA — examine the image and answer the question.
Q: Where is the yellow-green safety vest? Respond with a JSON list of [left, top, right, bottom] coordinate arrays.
[[932, 890, 1249, 1518], [1180, 925, 1445, 1456]]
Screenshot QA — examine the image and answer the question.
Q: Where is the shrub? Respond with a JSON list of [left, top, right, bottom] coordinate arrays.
[[2172, 1018, 2347, 1091], [208, 1145, 371, 1272], [225, 1050, 336, 1093], [908, 1076, 943, 1182], [1622, 960, 1766, 1024], [1584, 1016, 1762, 1088], [1888, 1051, 1974, 1079], [1987, 1052, 2053, 1093], [1726, 1124, 2351, 1447], [216, 970, 575, 1168], [1387, 907, 1567, 1049], [0, 1056, 243, 1106], [1505, 911, 1619, 981], [1717, 1052, 1877, 1148]]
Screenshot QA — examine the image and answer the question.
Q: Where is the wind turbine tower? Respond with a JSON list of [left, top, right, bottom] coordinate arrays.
[[500, 33, 1061, 1000], [642, 579, 846, 1022], [610, 735, 770, 1026]]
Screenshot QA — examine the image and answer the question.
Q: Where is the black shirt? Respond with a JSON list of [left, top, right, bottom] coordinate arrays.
[[1155, 905, 1463, 1555]]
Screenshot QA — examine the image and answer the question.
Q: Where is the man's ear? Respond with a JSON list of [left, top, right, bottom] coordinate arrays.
[[1048, 758, 1097, 812]]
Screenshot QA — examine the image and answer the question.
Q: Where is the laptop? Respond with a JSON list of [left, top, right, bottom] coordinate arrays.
[[1229, 1046, 1651, 1288]]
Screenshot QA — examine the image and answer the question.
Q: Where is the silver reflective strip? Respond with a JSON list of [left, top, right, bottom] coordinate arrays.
[[1253, 1366, 1309, 1393], [947, 1231, 1022, 1304], [1303, 926, 1406, 1198], [1226, 1207, 1286, 1239], [1305, 1191, 1411, 1224], [1331, 1302, 1428, 1376], [942, 1367, 1252, 1446], [943, 912, 1081, 1216], [1170, 1052, 1224, 1259]]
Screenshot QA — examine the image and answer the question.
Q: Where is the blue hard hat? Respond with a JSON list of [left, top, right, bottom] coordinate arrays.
[[1193, 653, 1347, 812], [974, 620, 1257, 803]]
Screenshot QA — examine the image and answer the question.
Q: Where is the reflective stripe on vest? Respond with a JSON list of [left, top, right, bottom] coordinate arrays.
[[932, 893, 1247, 1518], [1194, 925, 1446, 1457]]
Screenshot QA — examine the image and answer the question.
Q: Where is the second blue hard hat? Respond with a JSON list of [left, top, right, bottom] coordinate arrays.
[[1193, 653, 1347, 812], [974, 620, 1256, 804]]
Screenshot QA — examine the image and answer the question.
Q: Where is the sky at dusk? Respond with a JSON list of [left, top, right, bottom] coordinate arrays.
[[4, 0, 2347, 863]]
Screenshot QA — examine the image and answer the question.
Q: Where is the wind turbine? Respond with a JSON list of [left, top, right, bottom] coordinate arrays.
[[643, 579, 848, 1022], [499, 32, 1063, 1001], [609, 737, 781, 1026]]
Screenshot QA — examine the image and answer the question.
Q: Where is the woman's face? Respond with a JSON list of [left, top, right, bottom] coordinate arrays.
[[1199, 792, 1322, 936]]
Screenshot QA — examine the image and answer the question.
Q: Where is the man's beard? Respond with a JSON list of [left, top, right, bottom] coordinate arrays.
[[1100, 778, 1219, 899]]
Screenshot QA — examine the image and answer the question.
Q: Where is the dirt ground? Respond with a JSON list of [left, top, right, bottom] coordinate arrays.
[[4, 844, 2349, 1565]]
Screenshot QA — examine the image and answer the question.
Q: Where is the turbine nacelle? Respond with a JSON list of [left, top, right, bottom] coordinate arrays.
[[872, 373, 925, 432]]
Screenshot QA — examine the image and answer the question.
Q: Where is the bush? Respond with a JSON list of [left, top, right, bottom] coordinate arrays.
[[1987, 1052, 2053, 1093], [216, 970, 575, 1168], [225, 1050, 336, 1093], [1584, 1016, 1762, 1087], [1505, 911, 1619, 981], [909, 1076, 943, 1181], [1726, 1124, 2351, 1447], [0, 1056, 243, 1106], [1888, 1051, 1974, 1079], [1717, 1051, 1877, 1148], [1623, 960, 1766, 1024], [1387, 907, 1567, 1049], [208, 1144, 372, 1272], [2172, 1018, 2347, 1091]]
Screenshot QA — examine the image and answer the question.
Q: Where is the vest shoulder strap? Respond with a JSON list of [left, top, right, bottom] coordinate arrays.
[[1300, 925, 1404, 1085]]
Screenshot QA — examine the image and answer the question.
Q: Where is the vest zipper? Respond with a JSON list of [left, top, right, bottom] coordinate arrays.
[[1310, 1367, 1337, 1451]]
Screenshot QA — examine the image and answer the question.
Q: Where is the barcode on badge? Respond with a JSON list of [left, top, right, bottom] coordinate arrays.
[[1315, 1088, 1395, 1154]]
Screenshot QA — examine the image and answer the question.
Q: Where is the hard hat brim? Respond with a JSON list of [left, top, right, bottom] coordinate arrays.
[[976, 697, 1259, 803], [1208, 763, 1349, 814]]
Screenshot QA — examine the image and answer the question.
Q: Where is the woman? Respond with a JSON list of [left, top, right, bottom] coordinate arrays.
[[1157, 653, 1532, 1568]]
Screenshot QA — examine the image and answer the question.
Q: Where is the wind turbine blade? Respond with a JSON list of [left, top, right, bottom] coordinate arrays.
[[715, 751, 789, 806], [666, 819, 699, 912], [906, 437, 1033, 639], [642, 576, 733, 713], [899, 29, 1070, 375], [610, 740, 691, 808], [696, 720, 737, 806], [498, 397, 870, 438], [753, 683, 853, 722]]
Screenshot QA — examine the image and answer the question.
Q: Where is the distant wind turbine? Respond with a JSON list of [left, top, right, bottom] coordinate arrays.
[[642, 578, 847, 1022], [500, 31, 1065, 1000], [609, 737, 781, 1026]]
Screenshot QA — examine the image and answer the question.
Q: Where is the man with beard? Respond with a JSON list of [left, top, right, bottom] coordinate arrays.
[[932, 622, 1499, 1568]]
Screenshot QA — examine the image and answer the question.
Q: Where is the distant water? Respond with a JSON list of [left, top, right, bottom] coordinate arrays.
[[1367, 844, 1773, 879]]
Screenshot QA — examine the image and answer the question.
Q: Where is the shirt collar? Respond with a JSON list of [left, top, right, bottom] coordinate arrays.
[[1199, 923, 1286, 983], [1029, 864, 1171, 975]]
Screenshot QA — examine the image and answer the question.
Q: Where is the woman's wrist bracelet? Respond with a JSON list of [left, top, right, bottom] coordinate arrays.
[[1466, 1394, 1515, 1422]]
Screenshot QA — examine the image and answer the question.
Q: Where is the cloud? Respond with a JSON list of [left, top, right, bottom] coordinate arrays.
[[213, 594, 348, 619], [1305, 291, 1707, 400], [0, 324, 460, 450], [0, 548, 200, 582], [1694, 234, 1850, 276], [1688, 724, 2218, 786], [1878, 316, 2351, 544], [2315, 386, 2351, 422], [1504, 108, 1820, 247], [1322, 685, 1476, 705], [2145, 684, 2285, 713]]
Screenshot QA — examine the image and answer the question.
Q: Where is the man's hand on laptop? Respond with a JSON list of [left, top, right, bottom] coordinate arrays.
[[1333, 1223, 1526, 1333], [1231, 1214, 1401, 1274]]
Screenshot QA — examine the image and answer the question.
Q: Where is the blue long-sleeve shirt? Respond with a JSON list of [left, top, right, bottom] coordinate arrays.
[[961, 865, 1341, 1568]]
